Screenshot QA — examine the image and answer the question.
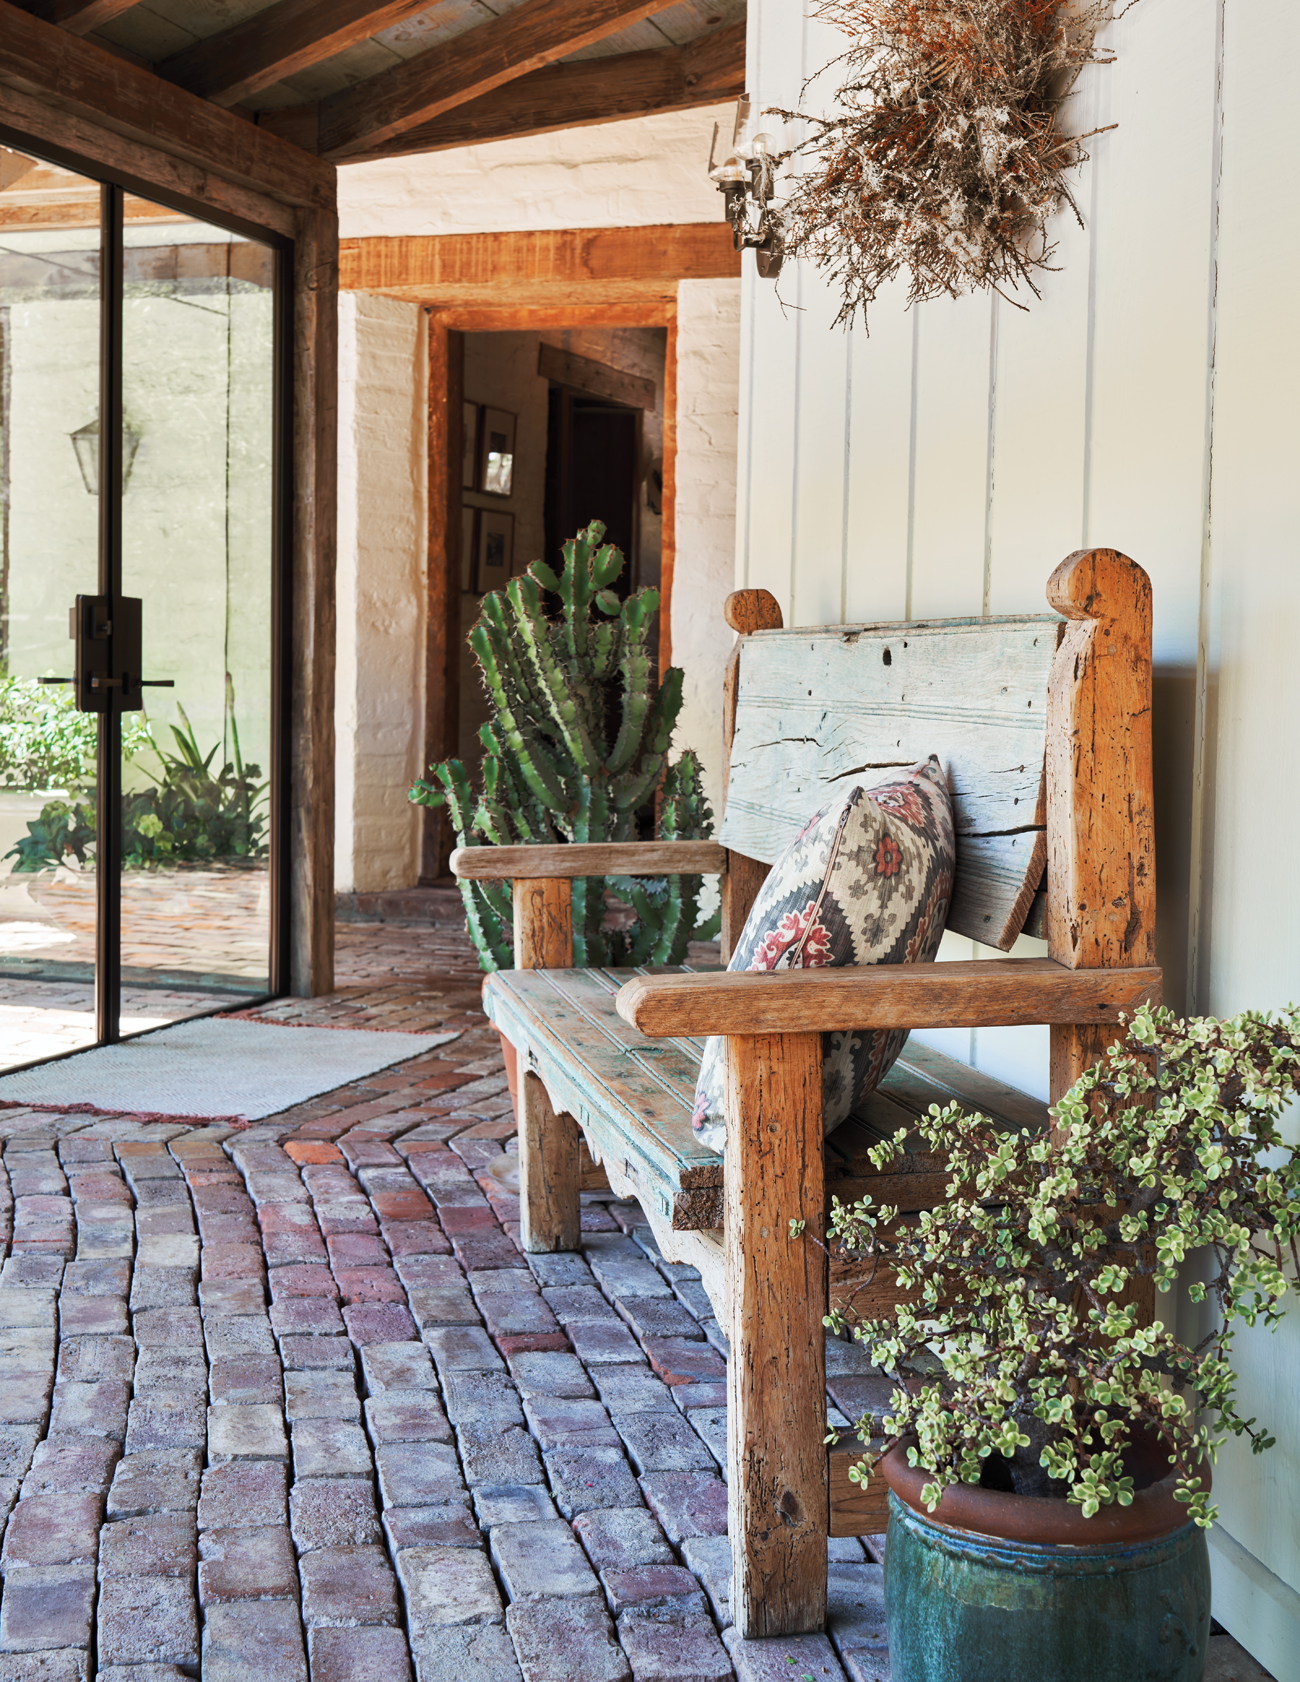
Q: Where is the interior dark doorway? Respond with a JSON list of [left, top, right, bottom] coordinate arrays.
[[0, 136, 289, 1075], [544, 388, 641, 598]]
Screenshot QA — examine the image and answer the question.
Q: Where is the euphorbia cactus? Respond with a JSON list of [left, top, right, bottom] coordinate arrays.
[[411, 522, 719, 971]]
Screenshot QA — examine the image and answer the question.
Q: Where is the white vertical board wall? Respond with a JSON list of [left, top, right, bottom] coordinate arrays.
[[738, 2, 1300, 1671]]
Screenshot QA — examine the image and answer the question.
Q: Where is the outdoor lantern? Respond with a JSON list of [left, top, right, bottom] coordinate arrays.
[[708, 96, 784, 278], [69, 418, 142, 495]]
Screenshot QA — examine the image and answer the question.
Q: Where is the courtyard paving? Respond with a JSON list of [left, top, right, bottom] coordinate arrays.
[[0, 902, 1274, 1681]]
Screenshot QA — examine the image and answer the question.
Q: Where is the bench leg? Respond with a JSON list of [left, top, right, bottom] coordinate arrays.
[[518, 1069, 581, 1253], [725, 1031, 828, 1639]]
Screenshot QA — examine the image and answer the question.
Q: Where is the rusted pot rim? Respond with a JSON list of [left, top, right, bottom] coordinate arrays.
[[879, 1436, 1210, 1548]]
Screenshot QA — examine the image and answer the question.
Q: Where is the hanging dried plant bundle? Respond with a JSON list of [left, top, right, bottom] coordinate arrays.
[[774, 0, 1124, 327]]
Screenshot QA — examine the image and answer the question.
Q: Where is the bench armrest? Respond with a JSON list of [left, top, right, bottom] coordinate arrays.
[[615, 957, 1161, 1037], [452, 841, 728, 881]]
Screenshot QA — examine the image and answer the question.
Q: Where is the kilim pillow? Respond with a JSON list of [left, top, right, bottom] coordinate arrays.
[[690, 757, 955, 1154]]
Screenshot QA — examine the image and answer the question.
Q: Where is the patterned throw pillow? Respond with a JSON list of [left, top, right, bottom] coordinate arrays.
[[690, 757, 955, 1154]]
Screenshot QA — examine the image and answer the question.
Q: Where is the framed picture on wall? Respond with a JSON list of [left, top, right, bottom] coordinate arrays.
[[478, 406, 516, 497], [475, 509, 514, 594], [461, 402, 479, 490], [460, 505, 478, 591]]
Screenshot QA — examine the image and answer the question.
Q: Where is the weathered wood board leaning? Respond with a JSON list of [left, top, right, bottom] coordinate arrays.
[[453, 549, 1160, 1640]]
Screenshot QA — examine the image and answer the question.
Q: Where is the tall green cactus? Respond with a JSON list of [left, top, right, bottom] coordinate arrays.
[[411, 522, 719, 972]]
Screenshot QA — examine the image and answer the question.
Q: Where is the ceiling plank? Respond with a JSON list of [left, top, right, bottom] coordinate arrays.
[[429, 301, 675, 331], [317, 0, 676, 161], [0, 0, 335, 218], [338, 222, 738, 304], [159, 0, 434, 110], [26, 0, 141, 36], [338, 21, 744, 162]]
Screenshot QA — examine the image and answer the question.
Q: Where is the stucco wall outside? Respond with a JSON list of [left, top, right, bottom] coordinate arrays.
[[338, 103, 735, 239], [672, 278, 741, 825], [335, 292, 426, 894]]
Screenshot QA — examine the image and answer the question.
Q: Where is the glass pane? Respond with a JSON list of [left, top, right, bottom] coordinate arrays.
[[0, 146, 102, 1070], [118, 199, 276, 1031]]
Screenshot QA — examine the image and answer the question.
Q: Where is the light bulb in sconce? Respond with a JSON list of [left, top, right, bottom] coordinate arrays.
[[709, 151, 747, 185], [749, 133, 774, 159]]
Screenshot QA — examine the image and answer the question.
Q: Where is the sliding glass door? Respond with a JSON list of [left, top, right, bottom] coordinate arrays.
[[0, 139, 285, 1073]]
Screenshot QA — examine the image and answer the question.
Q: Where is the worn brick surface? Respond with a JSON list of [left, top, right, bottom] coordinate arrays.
[[300, 1545, 400, 1627], [307, 1625, 414, 1682], [22, 1438, 118, 1498], [491, 1519, 600, 1601], [201, 1601, 307, 1682], [198, 1525, 299, 1603], [640, 1473, 729, 1544], [0, 1563, 96, 1652], [573, 1508, 676, 1572], [289, 1479, 382, 1552], [395, 1545, 503, 1634], [375, 1441, 465, 1507], [106, 1451, 201, 1519], [198, 1461, 288, 1531], [359, 1341, 438, 1393], [95, 1577, 200, 1669], [723, 1627, 848, 1682], [617, 1611, 734, 1681], [506, 1595, 632, 1682], [1, 1493, 102, 1568], [207, 1404, 288, 1463], [364, 1390, 451, 1445], [545, 1447, 644, 1518], [291, 1419, 373, 1480], [97, 1513, 196, 1578]]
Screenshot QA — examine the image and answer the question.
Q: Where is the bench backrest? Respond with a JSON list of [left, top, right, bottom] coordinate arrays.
[[718, 614, 1061, 951], [717, 551, 1157, 1075]]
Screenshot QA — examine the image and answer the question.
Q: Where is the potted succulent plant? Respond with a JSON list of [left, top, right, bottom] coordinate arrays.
[[821, 1003, 1300, 1682]]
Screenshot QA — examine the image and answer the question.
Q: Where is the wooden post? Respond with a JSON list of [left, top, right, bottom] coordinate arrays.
[[719, 589, 782, 960], [1045, 549, 1157, 1101], [725, 1030, 828, 1639], [422, 317, 463, 883], [658, 302, 677, 678], [289, 203, 339, 997], [512, 876, 579, 1250]]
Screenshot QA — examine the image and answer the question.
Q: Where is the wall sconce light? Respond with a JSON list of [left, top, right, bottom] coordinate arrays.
[[69, 418, 142, 496], [708, 95, 784, 278]]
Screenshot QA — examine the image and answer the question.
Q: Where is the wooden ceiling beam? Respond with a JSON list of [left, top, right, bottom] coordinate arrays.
[[316, 0, 674, 161], [159, 0, 433, 110], [340, 20, 745, 162], [25, 0, 140, 37], [0, 0, 334, 217], [339, 222, 738, 305]]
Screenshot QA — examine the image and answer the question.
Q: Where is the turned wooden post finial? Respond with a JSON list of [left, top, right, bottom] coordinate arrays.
[[1045, 548, 1158, 1099]]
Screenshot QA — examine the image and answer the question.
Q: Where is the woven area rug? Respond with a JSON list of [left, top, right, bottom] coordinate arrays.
[[0, 1016, 458, 1121]]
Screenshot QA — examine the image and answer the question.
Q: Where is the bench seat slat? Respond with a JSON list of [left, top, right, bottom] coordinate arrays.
[[486, 965, 1051, 1233]]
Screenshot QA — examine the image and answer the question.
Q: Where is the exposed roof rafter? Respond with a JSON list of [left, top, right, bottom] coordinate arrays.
[[25, 0, 140, 36], [159, 0, 434, 110], [339, 20, 745, 161], [316, 0, 674, 160]]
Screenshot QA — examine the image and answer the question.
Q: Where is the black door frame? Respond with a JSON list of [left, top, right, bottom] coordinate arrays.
[[0, 127, 293, 1055]]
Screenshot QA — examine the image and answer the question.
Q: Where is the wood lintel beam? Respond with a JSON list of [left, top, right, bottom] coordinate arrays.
[[316, 0, 674, 160], [338, 224, 739, 302], [159, 0, 433, 109], [333, 22, 746, 162]]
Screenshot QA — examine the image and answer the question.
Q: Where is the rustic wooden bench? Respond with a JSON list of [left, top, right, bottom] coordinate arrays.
[[453, 548, 1161, 1639]]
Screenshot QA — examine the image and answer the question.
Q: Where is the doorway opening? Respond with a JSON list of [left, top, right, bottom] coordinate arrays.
[[0, 136, 289, 1074]]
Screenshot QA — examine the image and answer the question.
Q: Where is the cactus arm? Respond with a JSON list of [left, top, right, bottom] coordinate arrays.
[[508, 574, 605, 773], [469, 621, 571, 811]]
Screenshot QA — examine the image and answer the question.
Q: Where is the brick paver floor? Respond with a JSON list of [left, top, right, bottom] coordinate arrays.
[[0, 898, 1275, 1681]]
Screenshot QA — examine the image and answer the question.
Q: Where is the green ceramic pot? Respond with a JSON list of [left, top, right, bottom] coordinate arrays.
[[879, 1439, 1211, 1682]]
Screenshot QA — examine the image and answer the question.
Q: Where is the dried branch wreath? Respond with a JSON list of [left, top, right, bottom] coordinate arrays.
[[772, 0, 1131, 327]]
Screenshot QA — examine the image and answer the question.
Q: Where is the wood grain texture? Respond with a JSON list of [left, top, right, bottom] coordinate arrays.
[[336, 25, 744, 160], [519, 1069, 582, 1252], [454, 841, 727, 880], [829, 1440, 888, 1537], [512, 878, 574, 970], [725, 1031, 828, 1637], [317, 0, 671, 158], [421, 320, 462, 883], [427, 303, 676, 333], [288, 204, 339, 997], [160, 0, 431, 108], [1045, 550, 1157, 1100], [0, 0, 335, 215], [617, 957, 1162, 1038], [28, 0, 138, 34], [719, 589, 782, 960], [339, 225, 739, 301], [539, 340, 656, 411], [719, 615, 1061, 949]]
